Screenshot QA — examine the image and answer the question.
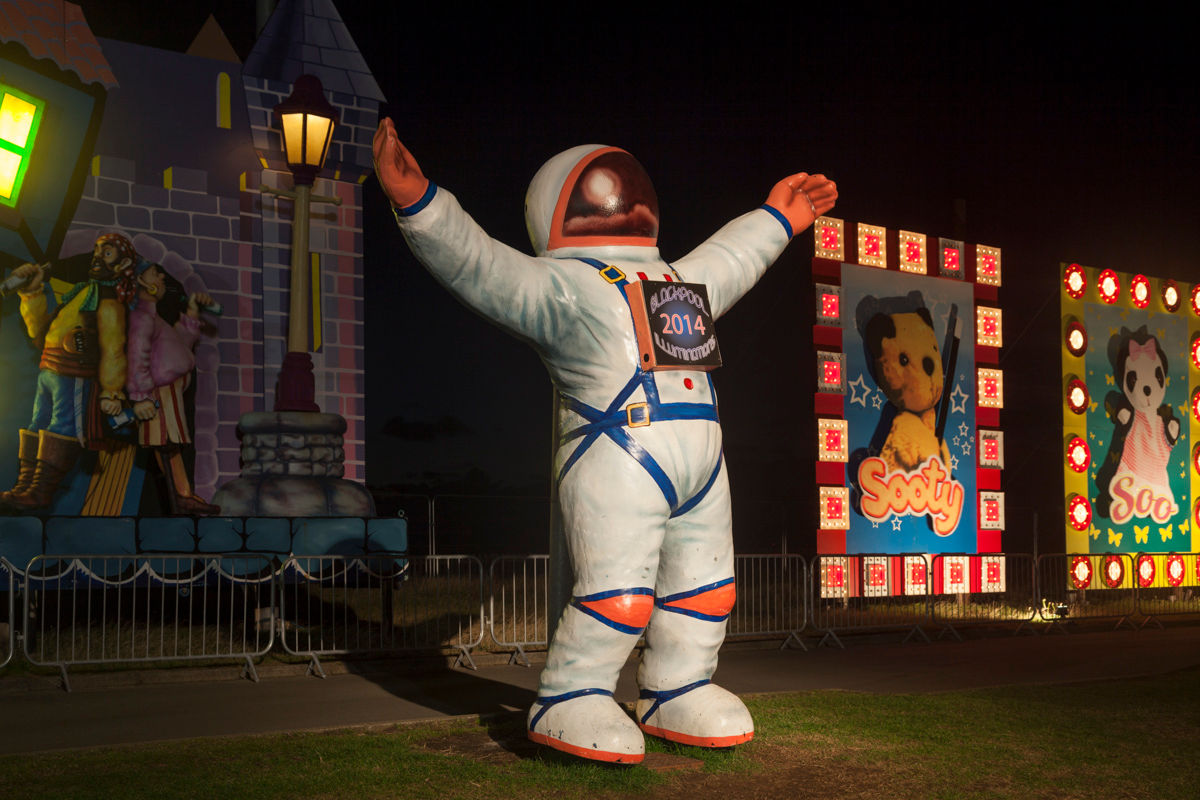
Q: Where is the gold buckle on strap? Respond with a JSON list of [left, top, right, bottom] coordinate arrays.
[[626, 402, 650, 428]]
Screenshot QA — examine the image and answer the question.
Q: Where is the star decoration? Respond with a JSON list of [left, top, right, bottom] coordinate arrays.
[[891, 517, 904, 531], [848, 374, 872, 407], [949, 384, 969, 415], [961, 441, 971, 456], [949, 454, 959, 471], [958, 422, 970, 438], [870, 391, 883, 409], [953, 435, 961, 447]]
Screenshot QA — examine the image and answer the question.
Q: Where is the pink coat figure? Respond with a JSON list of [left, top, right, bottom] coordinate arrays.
[[125, 262, 219, 515]]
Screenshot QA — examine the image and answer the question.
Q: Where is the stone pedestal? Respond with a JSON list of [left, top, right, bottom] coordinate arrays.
[[212, 411, 374, 517]]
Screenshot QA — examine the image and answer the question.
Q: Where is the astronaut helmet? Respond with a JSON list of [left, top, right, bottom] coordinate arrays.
[[525, 145, 659, 257]]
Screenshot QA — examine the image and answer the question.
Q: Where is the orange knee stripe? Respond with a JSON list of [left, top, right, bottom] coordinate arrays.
[[578, 593, 655, 628], [661, 582, 736, 618]]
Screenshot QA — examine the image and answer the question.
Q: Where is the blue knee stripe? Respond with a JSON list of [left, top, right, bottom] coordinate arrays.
[[530, 687, 613, 731], [638, 679, 710, 724]]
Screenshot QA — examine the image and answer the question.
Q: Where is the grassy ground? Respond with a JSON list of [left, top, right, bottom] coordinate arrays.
[[1, 667, 1196, 800]]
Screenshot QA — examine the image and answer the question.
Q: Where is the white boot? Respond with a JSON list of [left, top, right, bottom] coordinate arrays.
[[635, 680, 753, 748], [527, 691, 645, 763]]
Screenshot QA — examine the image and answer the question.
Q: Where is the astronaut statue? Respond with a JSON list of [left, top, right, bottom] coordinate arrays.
[[374, 119, 836, 763]]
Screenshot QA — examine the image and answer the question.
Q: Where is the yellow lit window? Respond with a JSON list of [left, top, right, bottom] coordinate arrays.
[[0, 85, 45, 208]]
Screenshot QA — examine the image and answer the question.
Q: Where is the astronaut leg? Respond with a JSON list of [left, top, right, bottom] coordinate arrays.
[[636, 460, 753, 747], [527, 439, 668, 763]]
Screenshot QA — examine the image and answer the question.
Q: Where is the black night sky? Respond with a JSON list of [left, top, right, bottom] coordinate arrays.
[[80, 3, 1200, 554]]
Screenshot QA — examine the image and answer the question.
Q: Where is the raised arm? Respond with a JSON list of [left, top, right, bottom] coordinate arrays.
[[373, 118, 572, 350], [674, 172, 836, 319]]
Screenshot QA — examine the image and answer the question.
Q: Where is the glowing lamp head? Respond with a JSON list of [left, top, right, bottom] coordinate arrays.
[[1065, 321, 1088, 356], [1130, 274, 1150, 308], [1194, 443, 1200, 476], [1067, 378, 1089, 414], [1162, 280, 1180, 312], [1138, 555, 1155, 587], [1067, 436, 1090, 473], [1063, 264, 1086, 299], [273, 75, 339, 186], [943, 247, 960, 271], [1191, 336, 1200, 371], [1098, 269, 1120, 304], [1104, 555, 1125, 588], [822, 293, 839, 318], [1068, 495, 1092, 531], [1191, 285, 1200, 316], [1070, 556, 1092, 589], [1193, 388, 1200, 423]]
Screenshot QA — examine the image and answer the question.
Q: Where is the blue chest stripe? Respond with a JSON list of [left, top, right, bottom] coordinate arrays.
[[557, 258, 720, 514]]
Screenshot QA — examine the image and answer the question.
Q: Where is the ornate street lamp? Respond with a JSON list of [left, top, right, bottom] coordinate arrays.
[[265, 75, 341, 411]]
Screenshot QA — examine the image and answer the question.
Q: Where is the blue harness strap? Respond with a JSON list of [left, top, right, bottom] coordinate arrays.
[[638, 679, 711, 724], [557, 258, 721, 515], [530, 687, 614, 731]]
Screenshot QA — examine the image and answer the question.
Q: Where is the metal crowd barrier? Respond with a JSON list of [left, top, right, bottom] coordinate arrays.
[[929, 554, 1038, 638], [22, 553, 275, 690], [728, 554, 808, 649], [1133, 552, 1200, 626], [1, 557, 13, 669], [277, 554, 484, 674], [1037, 553, 1139, 631], [809, 554, 933, 647], [488, 555, 550, 665]]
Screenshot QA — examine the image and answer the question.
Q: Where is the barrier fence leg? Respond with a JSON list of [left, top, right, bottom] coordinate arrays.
[[781, 630, 808, 652], [454, 645, 477, 671], [508, 644, 531, 667], [817, 630, 844, 650], [307, 653, 327, 679], [241, 656, 259, 683], [936, 624, 963, 642], [58, 664, 70, 693], [902, 625, 930, 645], [1138, 615, 1164, 631]]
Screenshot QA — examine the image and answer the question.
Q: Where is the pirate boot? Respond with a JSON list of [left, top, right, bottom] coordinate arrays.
[[9, 430, 82, 511], [158, 448, 219, 516], [0, 429, 39, 510]]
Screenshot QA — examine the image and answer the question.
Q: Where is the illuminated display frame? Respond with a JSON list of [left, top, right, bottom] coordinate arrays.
[[0, 83, 45, 209], [1060, 263, 1199, 588], [812, 217, 1006, 596]]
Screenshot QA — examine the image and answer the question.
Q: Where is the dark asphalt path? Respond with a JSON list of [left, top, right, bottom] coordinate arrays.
[[2, 624, 1198, 755]]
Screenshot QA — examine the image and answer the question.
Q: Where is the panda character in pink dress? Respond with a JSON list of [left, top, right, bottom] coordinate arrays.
[[374, 118, 836, 763], [1096, 325, 1181, 524]]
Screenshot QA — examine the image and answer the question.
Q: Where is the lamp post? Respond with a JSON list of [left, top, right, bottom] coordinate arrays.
[[264, 74, 341, 412]]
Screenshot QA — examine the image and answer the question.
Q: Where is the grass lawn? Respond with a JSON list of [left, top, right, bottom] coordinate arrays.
[[1, 667, 1196, 800]]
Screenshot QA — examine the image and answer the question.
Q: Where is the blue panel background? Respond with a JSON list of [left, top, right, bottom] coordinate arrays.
[[841, 264, 979, 553]]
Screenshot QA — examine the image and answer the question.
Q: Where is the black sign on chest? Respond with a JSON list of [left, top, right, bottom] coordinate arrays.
[[624, 279, 722, 371]]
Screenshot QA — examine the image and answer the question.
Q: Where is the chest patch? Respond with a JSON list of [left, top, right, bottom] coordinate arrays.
[[625, 279, 722, 371]]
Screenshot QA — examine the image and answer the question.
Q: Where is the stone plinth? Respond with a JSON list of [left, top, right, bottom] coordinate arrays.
[[212, 411, 375, 517]]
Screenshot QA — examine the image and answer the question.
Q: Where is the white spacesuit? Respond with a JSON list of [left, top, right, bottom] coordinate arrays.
[[380, 129, 834, 763]]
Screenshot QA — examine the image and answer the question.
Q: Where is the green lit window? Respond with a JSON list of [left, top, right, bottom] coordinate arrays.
[[0, 84, 45, 208]]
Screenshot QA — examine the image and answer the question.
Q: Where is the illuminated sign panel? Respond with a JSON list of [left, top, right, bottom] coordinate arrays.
[[812, 222, 1005, 597], [1060, 264, 1199, 564], [0, 84, 45, 208]]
